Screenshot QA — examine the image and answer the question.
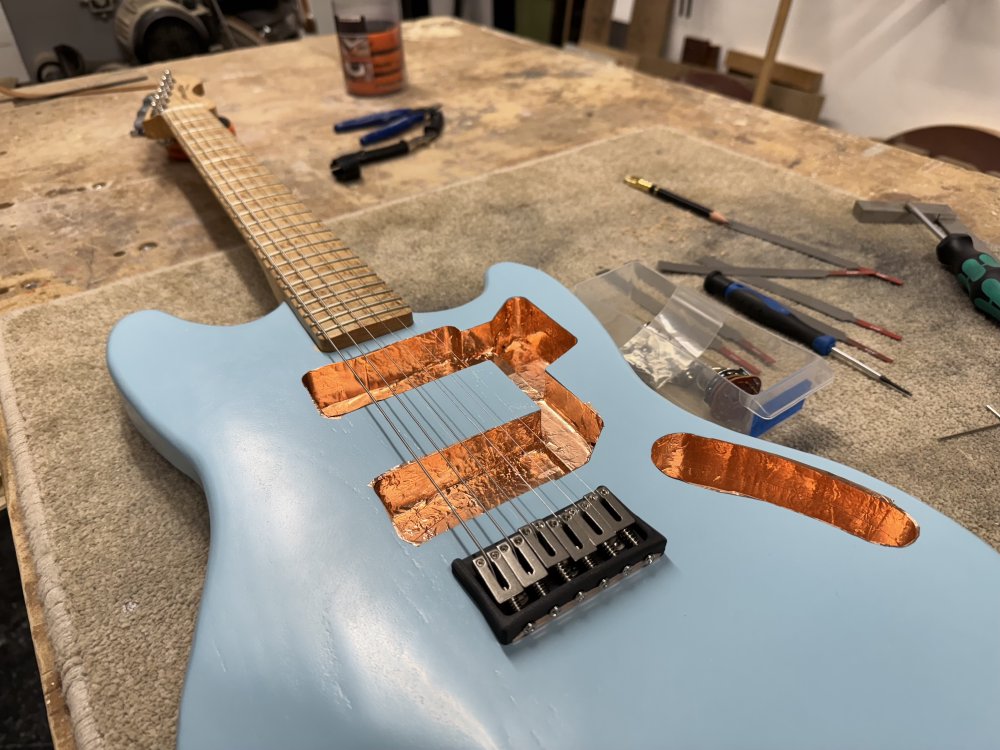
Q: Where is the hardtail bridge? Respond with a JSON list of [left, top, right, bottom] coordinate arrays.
[[452, 487, 667, 644]]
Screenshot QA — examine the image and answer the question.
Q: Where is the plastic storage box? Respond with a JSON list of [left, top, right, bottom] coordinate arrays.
[[574, 262, 833, 436]]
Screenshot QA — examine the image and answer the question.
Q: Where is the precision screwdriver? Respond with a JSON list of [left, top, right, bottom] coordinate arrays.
[[704, 271, 912, 397], [905, 202, 1000, 323]]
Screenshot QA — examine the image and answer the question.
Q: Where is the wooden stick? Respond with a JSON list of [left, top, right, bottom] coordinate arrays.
[[751, 0, 793, 106], [0, 76, 150, 103]]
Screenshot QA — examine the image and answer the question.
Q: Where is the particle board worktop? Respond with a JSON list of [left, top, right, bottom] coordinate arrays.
[[1, 16, 998, 750], [3, 17, 999, 315]]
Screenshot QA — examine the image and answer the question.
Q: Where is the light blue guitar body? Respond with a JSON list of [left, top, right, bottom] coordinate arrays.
[[108, 262, 1000, 749]]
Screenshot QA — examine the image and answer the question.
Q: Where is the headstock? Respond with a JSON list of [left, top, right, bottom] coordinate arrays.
[[139, 70, 215, 140]]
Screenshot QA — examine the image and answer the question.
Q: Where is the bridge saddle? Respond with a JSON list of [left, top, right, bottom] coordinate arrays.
[[452, 487, 667, 644]]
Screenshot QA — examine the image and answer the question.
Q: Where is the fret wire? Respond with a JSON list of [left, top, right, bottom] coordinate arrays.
[[271, 248, 344, 269], [307, 290, 398, 314], [310, 297, 408, 325], [187, 139, 236, 153], [220, 185, 288, 200], [196, 145, 253, 159], [235, 198, 302, 216], [171, 112, 404, 329], [274, 255, 363, 277], [310, 278, 383, 297], [183, 131, 234, 143], [258, 233, 346, 262], [219, 182, 286, 199], [329, 282, 394, 303], [191, 139, 245, 157], [288, 265, 353, 287], [283, 264, 372, 292], [174, 117, 319, 240], [236, 203, 306, 223], [290, 266, 378, 291], [214, 168, 279, 188], [324, 301, 411, 325], [201, 154, 260, 166], [253, 220, 329, 244], [248, 212, 316, 230], [172, 124, 227, 134], [204, 164, 270, 182]]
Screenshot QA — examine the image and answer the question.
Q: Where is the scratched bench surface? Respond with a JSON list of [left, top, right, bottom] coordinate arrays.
[[4, 18, 1000, 315], [2, 17, 1000, 750], [3, 124, 1000, 749]]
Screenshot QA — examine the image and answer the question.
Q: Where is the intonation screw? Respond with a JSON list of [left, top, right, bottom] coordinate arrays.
[[600, 578, 609, 589], [556, 561, 575, 582], [550, 606, 560, 618], [575, 592, 585, 603], [524, 623, 535, 634], [646, 555, 654, 565], [622, 565, 632, 577], [620, 528, 640, 547]]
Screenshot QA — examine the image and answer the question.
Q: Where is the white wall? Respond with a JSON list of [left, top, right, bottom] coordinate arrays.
[[613, 0, 1000, 139]]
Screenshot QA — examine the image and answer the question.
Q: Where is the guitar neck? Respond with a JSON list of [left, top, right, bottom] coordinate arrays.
[[163, 106, 412, 350]]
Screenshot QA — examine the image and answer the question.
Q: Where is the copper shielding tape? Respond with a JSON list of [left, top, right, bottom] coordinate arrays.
[[652, 433, 918, 547], [303, 298, 603, 544]]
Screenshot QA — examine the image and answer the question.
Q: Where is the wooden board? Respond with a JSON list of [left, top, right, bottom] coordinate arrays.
[[579, 0, 614, 44], [726, 48, 823, 93], [625, 0, 673, 58], [638, 57, 824, 121]]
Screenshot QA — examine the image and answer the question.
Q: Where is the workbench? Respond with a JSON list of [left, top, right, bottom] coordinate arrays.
[[3, 16, 999, 749]]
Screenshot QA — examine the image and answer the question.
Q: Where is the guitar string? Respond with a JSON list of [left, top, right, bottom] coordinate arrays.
[[176, 109, 602, 534], [174, 110, 552, 557], [174, 106, 604, 565], [173, 110, 600, 544], [166, 111, 572, 536], [167, 108, 496, 555], [200, 144, 544, 545]]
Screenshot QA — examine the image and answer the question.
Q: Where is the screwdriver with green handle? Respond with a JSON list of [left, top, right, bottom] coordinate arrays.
[[905, 202, 1000, 323], [703, 271, 912, 397]]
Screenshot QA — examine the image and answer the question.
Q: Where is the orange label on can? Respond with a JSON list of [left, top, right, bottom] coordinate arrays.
[[336, 22, 405, 96]]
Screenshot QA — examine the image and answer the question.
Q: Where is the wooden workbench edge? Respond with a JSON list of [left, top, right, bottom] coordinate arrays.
[[1, 394, 77, 749]]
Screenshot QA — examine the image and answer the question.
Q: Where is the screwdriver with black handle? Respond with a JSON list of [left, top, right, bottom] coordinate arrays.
[[905, 202, 1000, 323], [703, 272, 912, 397]]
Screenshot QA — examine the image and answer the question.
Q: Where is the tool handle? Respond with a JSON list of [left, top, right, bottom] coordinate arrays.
[[652, 185, 716, 220], [333, 108, 413, 133], [359, 111, 427, 146], [330, 141, 410, 183], [703, 272, 836, 355], [936, 234, 1000, 323]]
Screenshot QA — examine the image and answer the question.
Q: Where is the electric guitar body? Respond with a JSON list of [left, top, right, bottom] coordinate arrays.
[[109, 74, 1000, 749]]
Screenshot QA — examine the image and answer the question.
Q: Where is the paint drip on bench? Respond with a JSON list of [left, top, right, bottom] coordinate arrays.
[[333, 0, 406, 96]]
